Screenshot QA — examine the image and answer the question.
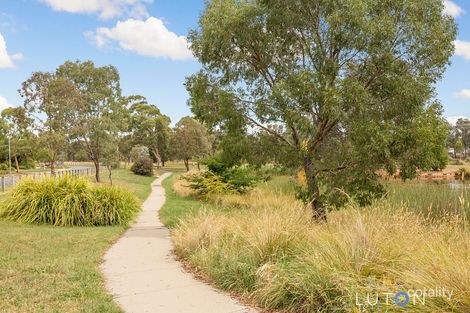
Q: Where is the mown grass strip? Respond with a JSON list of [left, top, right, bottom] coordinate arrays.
[[0, 169, 153, 313]]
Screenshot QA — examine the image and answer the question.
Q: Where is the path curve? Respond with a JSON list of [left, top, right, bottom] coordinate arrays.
[[101, 173, 256, 313]]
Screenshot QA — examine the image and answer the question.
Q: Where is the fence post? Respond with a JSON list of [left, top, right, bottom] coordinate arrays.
[[1, 176, 4, 192]]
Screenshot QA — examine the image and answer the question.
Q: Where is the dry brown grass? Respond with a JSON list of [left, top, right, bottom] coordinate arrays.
[[172, 172, 197, 197], [172, 182, 470, 312]]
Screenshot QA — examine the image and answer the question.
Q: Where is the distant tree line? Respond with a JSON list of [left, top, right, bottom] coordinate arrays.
[[448, 118, 470, 159], [0, 60, 214, 181]]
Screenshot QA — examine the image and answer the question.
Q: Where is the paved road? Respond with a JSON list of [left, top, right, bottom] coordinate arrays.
[[101, 173, 256, 313]]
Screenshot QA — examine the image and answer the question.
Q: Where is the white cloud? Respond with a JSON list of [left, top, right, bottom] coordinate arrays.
[[455, 40, 470, 60], [10, 53, 23, 61], [0, 32, 19, 68], [41, 0, 151, 20], [456, 89, 470, 100], [444, 0, 465, 17], [446, 116, 468, 125], [88, 17, 194, 61], [0, 96, 14, 112]]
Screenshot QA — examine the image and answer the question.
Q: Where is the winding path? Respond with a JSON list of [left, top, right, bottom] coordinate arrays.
[[101, 173, 256, 313]]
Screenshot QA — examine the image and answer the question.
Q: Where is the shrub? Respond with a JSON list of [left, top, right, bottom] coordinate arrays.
[[182, 156, 260, 195], [183, 167, 258, 196], [0, 176, 140, 226], [19, 160, 36, 170], [131, 157, 154, 176], [0, 163, 7, 171], [89, 185, 139, 225], [183, 171, 237, 196]]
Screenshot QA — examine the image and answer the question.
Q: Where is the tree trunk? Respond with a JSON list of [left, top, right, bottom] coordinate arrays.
[[14, 156, 19, 174], [94, 161, 101, 182], [184, 159, 190, 172], [197, 162, 200, 170], [303, 155, 327, 222], [162, 159, 165, 167], [107, 165, 113, 186], [152, 148, 162, 169], [50, 161, 56, 176]]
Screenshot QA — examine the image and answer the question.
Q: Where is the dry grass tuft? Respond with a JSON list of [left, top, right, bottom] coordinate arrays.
[[172, 184, 470, 312], [172, 172, 197, 197]]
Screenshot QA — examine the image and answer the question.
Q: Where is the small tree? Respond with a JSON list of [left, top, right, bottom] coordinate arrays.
[[455, 119, 470, 158], [56, 60, 128, 182], [1, 107, 36, 173], [128, 97, 171, 168], [102, 139, 120, 186], [171, 117, 212, 171], [20, 73, 83, 175], [455, 138, 464, 158]]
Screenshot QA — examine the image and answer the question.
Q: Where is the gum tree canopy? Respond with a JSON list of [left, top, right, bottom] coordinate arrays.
[[186, 0, 456, 221]]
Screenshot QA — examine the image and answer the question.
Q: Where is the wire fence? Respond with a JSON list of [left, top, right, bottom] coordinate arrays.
[[0, 167, 96, 193]]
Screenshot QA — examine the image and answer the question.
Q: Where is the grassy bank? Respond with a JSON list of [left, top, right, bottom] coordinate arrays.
[[154, 161, 200, 177], [165, 174, 470, 312], [0, 169, 154, 313], [160, 174, 222, 228]]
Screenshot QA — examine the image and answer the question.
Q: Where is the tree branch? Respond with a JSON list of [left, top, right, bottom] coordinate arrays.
[[243, 114, 293, 146]]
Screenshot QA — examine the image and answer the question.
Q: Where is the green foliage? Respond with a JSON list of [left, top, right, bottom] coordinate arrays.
[[0, 163, 8, 171], [1, 107, 38, 171], [20, 73, 83, 174], [455, 138, 465, 154], [186, 0, 456, 219], [183, 156, 260, 195], [455, 119, 470, 155], [19, 160, 36, 170], [184, 171, 236, 195], [0, 176, 139, 226], [56, 60, 128, 182], [131, 157, 154, 176], [170, 117, 212, 169], [128, 98, 171, 166], [130, 145, 150, 162]]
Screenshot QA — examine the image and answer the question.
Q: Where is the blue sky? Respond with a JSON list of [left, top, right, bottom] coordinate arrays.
[[0, 0, 469, 124]]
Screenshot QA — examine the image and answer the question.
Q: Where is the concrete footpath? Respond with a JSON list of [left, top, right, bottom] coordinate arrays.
[[101, 172, 256, 313]]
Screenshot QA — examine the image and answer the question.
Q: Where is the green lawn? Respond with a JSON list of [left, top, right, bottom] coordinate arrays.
[[0, 169, 154, 313], [100, 169, 155, 202], [154, 161, 197, 176], [159, 174, 216, 228]]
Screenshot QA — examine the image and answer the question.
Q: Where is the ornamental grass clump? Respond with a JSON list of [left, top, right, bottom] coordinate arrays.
[[0, 176, 139, 226]]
